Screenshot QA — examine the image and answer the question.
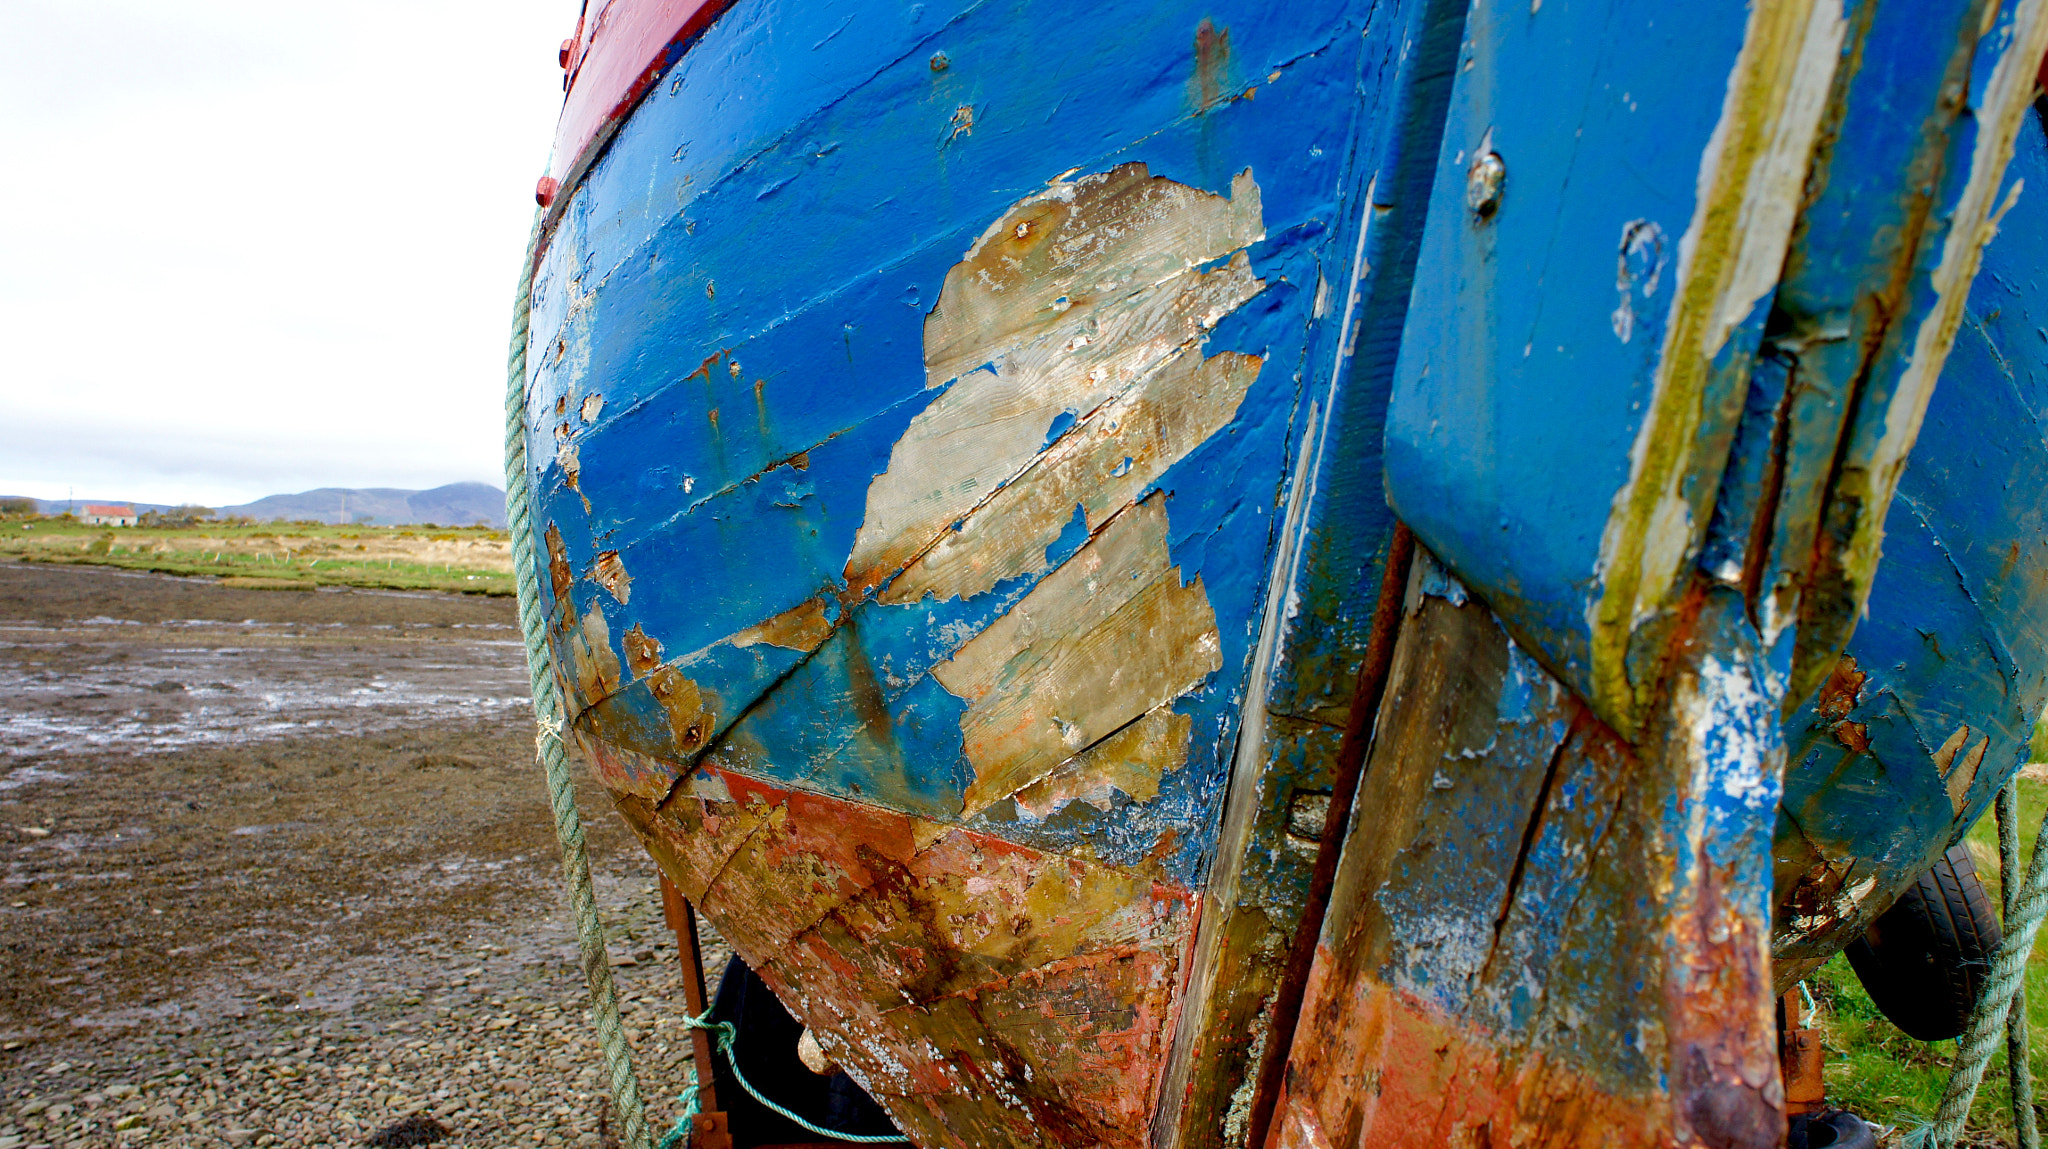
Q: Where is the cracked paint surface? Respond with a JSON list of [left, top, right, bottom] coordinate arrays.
[[513, 0, 1394, 1138], [1769, 89, 2048, 980], [850, 162, 1264, 600], [607, 755, 1194, 1148], [512, 0, 2048, 1141]]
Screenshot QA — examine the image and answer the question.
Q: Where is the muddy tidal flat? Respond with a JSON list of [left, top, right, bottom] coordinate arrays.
[[0, 563, 722, 1148]]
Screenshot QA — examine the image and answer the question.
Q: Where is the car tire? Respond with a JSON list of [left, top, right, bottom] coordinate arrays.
[[1844, 843, 2002, 1041]]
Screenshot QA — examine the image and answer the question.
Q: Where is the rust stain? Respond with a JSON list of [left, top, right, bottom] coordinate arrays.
[[622, 623, 663, 678], [846, 162, 1264, 594], [1833, 721, 1870, 754], [682, 349, 728, 384], [588, 549, 632, 604], [1813, 655, 1865, 721], [730, 597, 834, 652], [883, 349, 1263, 605], [933, 496, 1221, 818], [1664, 854, 1781, 1149], [1191, 18, 1231, 114], [544, 523, 574, 617]]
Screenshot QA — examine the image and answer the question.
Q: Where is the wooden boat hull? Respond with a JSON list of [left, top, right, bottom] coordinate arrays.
[[514, 0, 2048, 1144]]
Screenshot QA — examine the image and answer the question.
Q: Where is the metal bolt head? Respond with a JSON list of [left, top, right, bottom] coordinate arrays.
[[559, 39, 574, 68], [930, 51, 950, 72], [535, 176, 559, 207], [1466, 151, 1506, 219]]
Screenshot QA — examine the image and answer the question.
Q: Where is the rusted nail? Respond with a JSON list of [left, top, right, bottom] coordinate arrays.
[[1466, 151, 1506, 219], [930, 51, 950, 72], [559, 39, 574, 68], [535, 176, 559, 207]]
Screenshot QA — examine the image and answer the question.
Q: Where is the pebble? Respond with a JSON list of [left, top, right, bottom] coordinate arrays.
[[1, 873, 729, 1148]]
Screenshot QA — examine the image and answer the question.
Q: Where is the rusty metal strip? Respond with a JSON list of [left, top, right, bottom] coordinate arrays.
[[1240, 522, 1415, 1149], [661, 874, 733, 1149]]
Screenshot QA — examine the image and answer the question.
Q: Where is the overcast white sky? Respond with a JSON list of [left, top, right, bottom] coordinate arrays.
[[1, 0, 574, 506]]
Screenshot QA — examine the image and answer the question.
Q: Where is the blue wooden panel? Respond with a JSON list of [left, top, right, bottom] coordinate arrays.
[[523, 0, 1395, 886], [1381, 0, 1755, 710], [1776, 108, 2048, 958]]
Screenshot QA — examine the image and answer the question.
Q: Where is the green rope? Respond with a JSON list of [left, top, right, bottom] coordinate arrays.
[[505, 214, 654, 1149], [657, 1009, 910, 1148], [1999, 779, 2040, 1149], [1913, 777, 2048, 1149]]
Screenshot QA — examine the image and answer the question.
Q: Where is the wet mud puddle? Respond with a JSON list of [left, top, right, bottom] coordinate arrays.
[[0, 595, 529, 768]]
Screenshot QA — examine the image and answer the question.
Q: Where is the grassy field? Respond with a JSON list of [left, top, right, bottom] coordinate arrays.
[[1811, 770, 2048, 1145], [0, 516, 513, 595]]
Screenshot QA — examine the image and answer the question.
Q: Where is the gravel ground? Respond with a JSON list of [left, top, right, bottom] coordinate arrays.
[[0, 563, 729, 1148], [1, 883, 730, 1149]]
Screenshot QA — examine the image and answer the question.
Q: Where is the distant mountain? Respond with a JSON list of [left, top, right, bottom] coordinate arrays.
[[220, 482, 507, 528], [27, 482, 507, 528], [28, 497, 179, 516]]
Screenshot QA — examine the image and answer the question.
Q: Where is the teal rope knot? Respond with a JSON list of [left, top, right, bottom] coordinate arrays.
[[658, 1008, 909, 1148]]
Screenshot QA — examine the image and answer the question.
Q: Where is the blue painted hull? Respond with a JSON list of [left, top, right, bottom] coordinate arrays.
[[513, 0, 2048, 1142]]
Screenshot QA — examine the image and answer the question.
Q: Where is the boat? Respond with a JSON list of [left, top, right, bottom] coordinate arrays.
[[507, 0, 2048, 1144]]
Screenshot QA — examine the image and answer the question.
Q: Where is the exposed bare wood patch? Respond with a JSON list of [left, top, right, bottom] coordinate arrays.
[[729, 596, 834, 652], [885, 349, 1262, 604], [589, 549, 632, 604], [622, 623, 662, 677], [566, 598, 622, 714], [933, 496, 1222, 819], [1932, 723, 1973, 772], [923, 165, 1263, 390], [646, 666, 715, 756], [1010, 706, 1194, 817], [846, 164, 1265, 594], [1946, 734, 1989, 814], [544, 523, 574, 616]]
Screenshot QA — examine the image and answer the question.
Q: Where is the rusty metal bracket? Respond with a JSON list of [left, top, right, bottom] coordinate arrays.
[[1779, 989, 1826, 1116], [663, 874, 734, 1149]]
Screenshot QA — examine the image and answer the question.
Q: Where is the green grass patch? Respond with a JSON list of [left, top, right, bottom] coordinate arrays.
[[0, 517, 513, 596]]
